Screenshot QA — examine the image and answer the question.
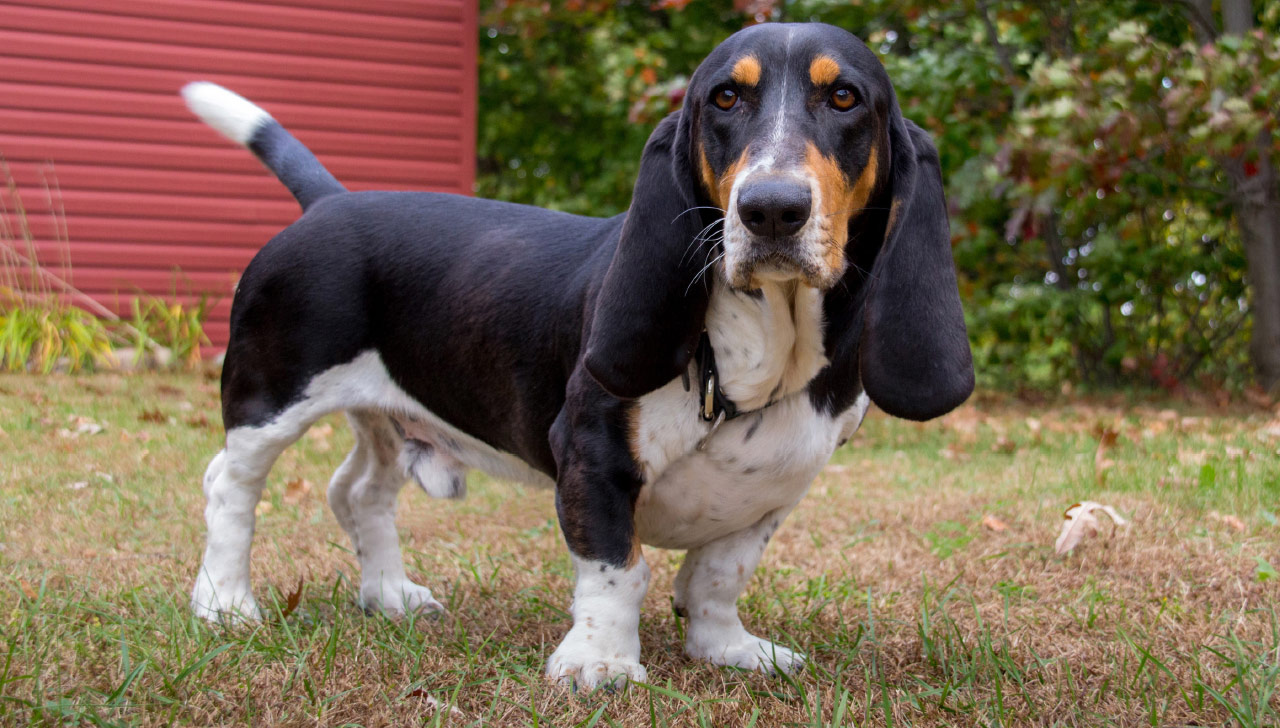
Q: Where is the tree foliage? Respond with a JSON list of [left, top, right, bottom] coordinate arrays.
[[477, 0, 1280, 392]]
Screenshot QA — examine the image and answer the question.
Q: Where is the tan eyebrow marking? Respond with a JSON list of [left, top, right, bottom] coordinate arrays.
[[731, 55, 762, 86], [809, 54, 841, 85]]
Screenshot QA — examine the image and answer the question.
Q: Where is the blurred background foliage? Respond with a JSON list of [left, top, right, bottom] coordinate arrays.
[[477, 0, 1280, 396]]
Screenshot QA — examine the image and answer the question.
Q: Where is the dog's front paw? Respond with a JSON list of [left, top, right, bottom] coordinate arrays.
[[686, 626, 805, 675], [546, 631, 646, 691], [360, 579, 445, 616]]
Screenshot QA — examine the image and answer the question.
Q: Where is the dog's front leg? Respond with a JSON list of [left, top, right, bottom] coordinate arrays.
[[546, 380, 649, 691], [674, 505, 805, 674]]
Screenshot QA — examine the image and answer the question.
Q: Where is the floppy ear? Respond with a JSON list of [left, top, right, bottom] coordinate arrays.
[[859, 113, 974, 420], [583, 111, 710, 399]]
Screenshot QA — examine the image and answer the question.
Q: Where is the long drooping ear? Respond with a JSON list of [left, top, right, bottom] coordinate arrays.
[[859, 113, 974, 420], [583, 111, 710, 399]]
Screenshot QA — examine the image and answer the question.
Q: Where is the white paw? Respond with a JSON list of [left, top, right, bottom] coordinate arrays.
[[360, 579, 445, 616], [687, 628, 805, 674], [191, 579, 261, 624], [546, 632, 646, 691]]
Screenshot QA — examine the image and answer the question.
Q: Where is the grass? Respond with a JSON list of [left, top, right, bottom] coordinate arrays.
[[1, 373, 1278, 727]]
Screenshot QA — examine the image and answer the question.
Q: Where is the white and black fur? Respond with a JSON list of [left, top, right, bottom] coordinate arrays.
[[183, 23, 973, 691]]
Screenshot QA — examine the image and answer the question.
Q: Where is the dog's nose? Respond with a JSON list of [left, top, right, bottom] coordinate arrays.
[[737, 180, 811, 238]]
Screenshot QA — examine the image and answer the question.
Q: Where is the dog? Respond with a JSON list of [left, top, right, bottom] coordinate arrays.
[[182, 21, 973, 690]]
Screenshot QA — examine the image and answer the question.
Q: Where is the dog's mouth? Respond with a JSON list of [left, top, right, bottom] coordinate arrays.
[[723, 235, 843, 291]]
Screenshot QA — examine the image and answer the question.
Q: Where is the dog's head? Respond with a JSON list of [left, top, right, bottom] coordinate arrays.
[[586, 23, 973, 420]]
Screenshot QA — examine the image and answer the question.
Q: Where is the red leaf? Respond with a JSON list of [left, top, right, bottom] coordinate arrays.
[[280, 577, 304, 619]]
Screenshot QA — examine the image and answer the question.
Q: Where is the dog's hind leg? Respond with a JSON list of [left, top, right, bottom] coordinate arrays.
[[330, 411, 443, 616], [192, 418, 310, 623]]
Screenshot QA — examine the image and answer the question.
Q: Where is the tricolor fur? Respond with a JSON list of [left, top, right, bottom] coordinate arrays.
[[184, 22, 972, 691]]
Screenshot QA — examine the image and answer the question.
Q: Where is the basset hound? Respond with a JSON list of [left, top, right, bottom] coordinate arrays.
[[182, 21, 973, 690]]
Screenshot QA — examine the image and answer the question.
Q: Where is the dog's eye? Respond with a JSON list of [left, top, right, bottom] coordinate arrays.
[[829, 87, 857, 111], [713, 88, 738, 110]]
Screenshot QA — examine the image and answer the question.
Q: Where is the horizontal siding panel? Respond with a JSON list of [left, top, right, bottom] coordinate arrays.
[[253, 0, 465, 22], [0, 57, 462, 112], [6, 162, 466, 199], [15, 0, 464, 43], [3, 5, 461, 66], [0, 31, 464, 87], [0, 135, 466, 186], [53, 190, 302, 223], [0, 111, 463, 161], [37, 217, 287, 245], [0, 0, 476, 350], [35, 241, 257, 269], [0, 83, 465, 136], [60, 267, 243, 291]]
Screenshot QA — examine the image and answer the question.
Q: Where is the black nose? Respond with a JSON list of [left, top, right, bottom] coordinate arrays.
[[737, 179, 812, 238]]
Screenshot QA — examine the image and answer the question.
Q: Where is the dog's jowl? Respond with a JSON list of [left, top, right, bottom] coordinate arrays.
[[184, 22, 973, 690]]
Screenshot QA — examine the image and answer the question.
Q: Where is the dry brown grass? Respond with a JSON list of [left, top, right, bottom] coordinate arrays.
[[1, 373, 1277, 726]]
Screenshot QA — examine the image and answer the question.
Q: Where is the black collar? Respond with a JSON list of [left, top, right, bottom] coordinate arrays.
[[688, 330, 744, 423]]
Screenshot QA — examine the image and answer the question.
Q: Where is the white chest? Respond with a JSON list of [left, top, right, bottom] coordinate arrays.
[[628, 279, 867, 550], [631, 380, 846, 549]]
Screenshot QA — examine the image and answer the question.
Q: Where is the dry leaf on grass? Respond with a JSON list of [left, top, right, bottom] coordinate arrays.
[[284, 478, 313, 504], [19, 579, 37, 600], [1093, 427, 1119, 483], [279, 577, 304, 620], [306, 423, 334, 452], [981, 514, 1010, 532], [57, 416, 104, 438], [1209, 511, 1247, 532], [139, 409, 168, 424], [1055, 501, 1129, 555], [404, 689, 464, 718], [991, 436, 1017, 454]]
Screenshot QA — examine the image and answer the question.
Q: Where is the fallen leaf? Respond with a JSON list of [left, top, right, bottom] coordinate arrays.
[[404, 689, 464, 717], [1055, 501, 1129, 555], [284, 478, 313, 505], [58, 416, 104, 438], [185, 413, 212, 429], [139, 409, 167, 424], [991, 436, 1017, 454], [1209, 511, 1247, 532], [255, 500, 273, 516], [981, 514, 1009, 532], [280, 577, 304, 619], [938, 441, 969, 461], [19, 579, 37, 600], [1094, 427, 1119, 483]]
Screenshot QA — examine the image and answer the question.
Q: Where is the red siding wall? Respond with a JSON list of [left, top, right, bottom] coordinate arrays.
[[0, 0, 477, 349]]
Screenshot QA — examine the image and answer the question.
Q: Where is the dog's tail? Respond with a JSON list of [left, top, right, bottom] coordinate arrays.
[[180, 82, 346, 212]]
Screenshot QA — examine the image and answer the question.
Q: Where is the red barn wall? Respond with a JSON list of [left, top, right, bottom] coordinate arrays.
[[0, 0, 477, 350]]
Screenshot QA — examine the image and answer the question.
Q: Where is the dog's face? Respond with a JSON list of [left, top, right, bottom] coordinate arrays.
[[691, 23, 889, 290]]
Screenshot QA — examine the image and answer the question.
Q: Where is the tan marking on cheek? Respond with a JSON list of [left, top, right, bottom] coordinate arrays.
[[699, 145, 718, 206], [731, 55, 761, 86], [805, 142, 878, 274], [702, 147, 751, 210], [809, 55, 841, 86]]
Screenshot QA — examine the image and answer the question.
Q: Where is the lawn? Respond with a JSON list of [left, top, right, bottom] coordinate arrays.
[[1, 372, 1277, 727]]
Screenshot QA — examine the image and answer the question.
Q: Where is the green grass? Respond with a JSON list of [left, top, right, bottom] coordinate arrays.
[[1, 373, 1277, 726]]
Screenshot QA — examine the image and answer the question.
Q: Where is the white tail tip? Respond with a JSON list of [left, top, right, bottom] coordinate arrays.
[[181, 81, 272, 146]]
